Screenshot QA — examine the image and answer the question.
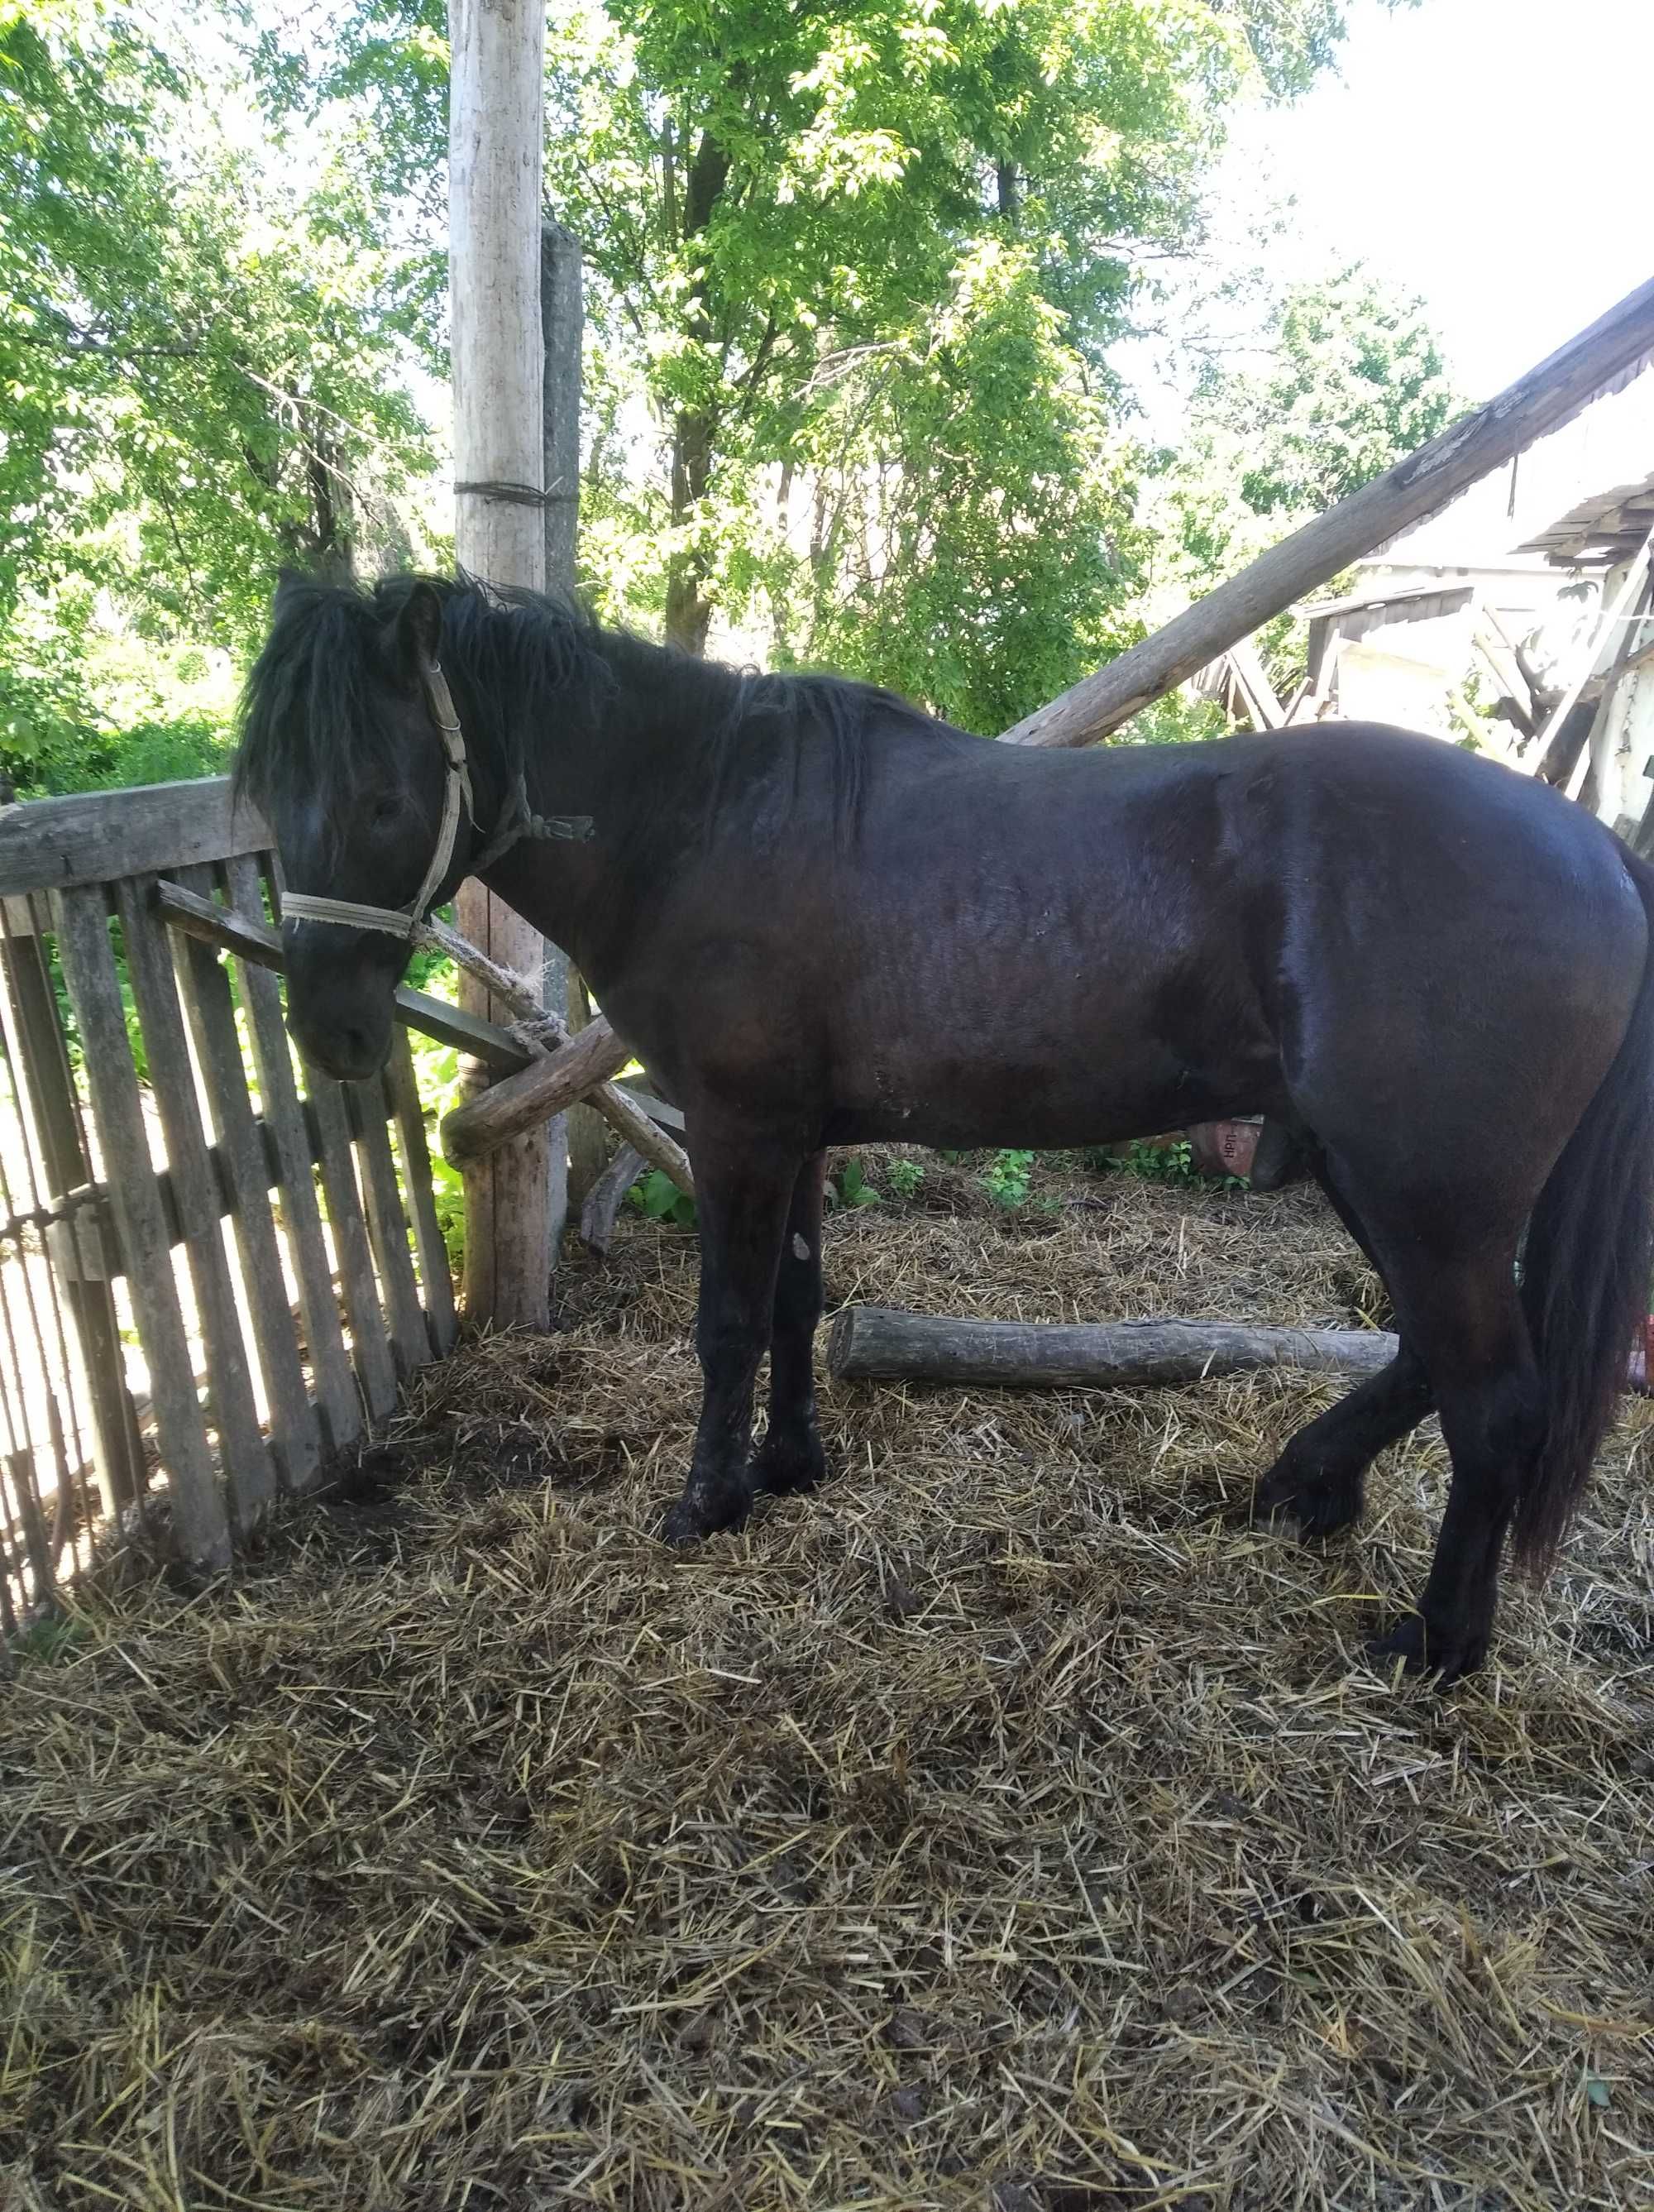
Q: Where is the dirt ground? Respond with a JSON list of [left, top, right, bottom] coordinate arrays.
[[2, 1155, 1651, 2210]]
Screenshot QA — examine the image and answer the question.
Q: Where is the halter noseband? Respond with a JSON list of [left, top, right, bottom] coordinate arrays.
[[280, 660, 592, 942]]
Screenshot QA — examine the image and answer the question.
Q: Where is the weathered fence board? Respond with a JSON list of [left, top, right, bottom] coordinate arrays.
[[221, 853, 364, 1459], [308, 1076, 400, 1422], [351, 1074, 431, 1380], [0, 778, 264, 894], [0, 914, 145, 1515], [265, 858, 402, 1421], [53, 885, 232, 1573], [113, 875, 276, 1534], [387, 1031, 458, 1357], [172, 864, 323, 1496]]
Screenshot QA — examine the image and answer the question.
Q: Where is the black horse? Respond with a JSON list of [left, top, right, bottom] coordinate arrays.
[[237, 572, 1654, 1681]]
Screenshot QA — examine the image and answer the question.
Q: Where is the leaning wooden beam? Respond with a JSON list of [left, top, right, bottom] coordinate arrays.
[[1000, 274, 1654, 748], [580, 1143, 648, 1256], [418, 917, 694, 1192], [440, 1019, 633, 1165], [827, 1305, 1398, 1387]]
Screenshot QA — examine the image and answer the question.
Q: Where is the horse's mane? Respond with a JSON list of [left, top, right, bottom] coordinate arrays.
[[235, 569, 953, 859]]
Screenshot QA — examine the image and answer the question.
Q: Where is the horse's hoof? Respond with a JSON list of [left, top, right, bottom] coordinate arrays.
[[660, 1484, 749, 1545], [751, 1434, 827, 1497], [1365, 1612, 1487, 1684], [1255, 1465, 1361, 1540]]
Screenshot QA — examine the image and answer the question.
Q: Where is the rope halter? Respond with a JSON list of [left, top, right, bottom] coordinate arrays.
[[280, 661, 593, 943]]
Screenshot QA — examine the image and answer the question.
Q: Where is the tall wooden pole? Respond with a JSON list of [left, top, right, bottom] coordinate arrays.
[[1001, 273, 1654, 749], [448, 0, 552, 1327], [538, 216, 586, 1246]]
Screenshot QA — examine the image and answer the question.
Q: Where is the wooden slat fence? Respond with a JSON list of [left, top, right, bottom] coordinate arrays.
[[0, 776, 465, 1633]]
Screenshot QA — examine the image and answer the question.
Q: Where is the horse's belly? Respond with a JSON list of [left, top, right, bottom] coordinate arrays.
[[821, 1043, 1282, 1151]]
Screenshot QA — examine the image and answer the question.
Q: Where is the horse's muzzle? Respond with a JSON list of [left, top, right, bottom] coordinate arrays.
[[285, 993, 395, 1085]]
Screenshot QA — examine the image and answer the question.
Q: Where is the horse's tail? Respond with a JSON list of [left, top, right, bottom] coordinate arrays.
[[1516, 854, 1654, 1570]]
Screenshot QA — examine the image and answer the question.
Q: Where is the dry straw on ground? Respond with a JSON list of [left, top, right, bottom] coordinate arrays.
[[2, 1156, 1651, 2210]]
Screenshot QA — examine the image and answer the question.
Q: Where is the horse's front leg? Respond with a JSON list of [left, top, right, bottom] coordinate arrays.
[[752, 1151, 828, 1498], [662, 1127, 801, 1544]]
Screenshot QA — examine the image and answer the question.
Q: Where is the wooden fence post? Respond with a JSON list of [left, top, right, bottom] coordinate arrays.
[[540, 214, 591, 1247], [449, 0, 552, 1328]]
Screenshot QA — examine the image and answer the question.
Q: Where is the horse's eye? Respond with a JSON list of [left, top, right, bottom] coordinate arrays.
[[370, 796, 401, 830]]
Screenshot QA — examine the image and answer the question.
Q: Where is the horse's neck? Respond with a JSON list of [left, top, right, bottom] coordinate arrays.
[[471, 626, 731, 977]]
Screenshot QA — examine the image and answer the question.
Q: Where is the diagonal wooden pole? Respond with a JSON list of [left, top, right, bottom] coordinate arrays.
[[1000, 275, 1654, 749]]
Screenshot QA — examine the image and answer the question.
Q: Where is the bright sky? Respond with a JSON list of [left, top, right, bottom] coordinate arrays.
[[1221, 0, 1654, 398]]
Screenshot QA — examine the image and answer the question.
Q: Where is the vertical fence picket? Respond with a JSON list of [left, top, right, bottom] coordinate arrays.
[[220, 855, 362, 1458], [0, 917, 146, 1518], [112, 877, 275, 1535], [351, 1078, 430, 1379], [305, 1079, 399, 1421], [53, 886, 230, 1573], [262, 859, 399, 1421], [170, 865, 323, 1495], [388, 1031, 458, 1356]]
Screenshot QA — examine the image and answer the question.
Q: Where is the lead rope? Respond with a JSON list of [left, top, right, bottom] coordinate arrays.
[[280, 659, 592, 941]]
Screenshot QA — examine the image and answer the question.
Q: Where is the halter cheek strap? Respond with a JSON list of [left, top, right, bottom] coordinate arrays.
[[280, 661, 593, 942]]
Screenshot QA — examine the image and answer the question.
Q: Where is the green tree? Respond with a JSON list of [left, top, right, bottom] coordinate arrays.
[[258, 0, 1394, 723], [1152, 260, 1462, 705], [1212, 261, 1461, 519], [0, 2, 436, 784]]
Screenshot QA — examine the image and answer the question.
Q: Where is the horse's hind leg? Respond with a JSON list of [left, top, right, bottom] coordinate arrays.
[[752, 1151, 828, 1497], [1366, 1254, 1543, 1680], [1255, 1346, 1433, 1538], [1305, 1155, 1543, 1678], [1256, 1161, 1433, 1538]]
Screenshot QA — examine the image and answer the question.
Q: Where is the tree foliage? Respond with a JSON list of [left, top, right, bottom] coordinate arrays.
[[257, 0, 1397, 721], [1214, 261, 1461, 517], [2, 0, 1439, 777], [0, 1, 434, 782], [1150, 259, 1464, 701]]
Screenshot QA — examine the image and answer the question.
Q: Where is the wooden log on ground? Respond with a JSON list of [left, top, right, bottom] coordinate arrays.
[[827, 1305, 1398, 1389], [440, 1019, 633, 1165], [999, 275, 1654, 749]]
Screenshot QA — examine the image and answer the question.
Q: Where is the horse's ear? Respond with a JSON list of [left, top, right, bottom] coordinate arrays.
[[393, 581, 443, 673], [273, 566, 306, 610]]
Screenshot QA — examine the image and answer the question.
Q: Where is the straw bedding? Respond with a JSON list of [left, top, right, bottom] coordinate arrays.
[[2, 1156, 1651, 2210]]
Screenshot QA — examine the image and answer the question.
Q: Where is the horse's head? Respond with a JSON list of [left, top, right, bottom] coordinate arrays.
[[237, 573, 470, 1083]]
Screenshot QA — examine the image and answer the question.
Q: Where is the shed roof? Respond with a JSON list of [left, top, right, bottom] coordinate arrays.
[[1516, 469, 1654, 566]]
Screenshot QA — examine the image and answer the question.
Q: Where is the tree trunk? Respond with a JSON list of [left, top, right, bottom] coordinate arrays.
[[662, 129, 729, 656], [448, 0, 552, 1329], [666, 406, 716, 654]]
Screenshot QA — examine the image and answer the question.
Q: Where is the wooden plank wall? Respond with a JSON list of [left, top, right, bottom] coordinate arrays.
[[0, 783, 461, 1602]]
